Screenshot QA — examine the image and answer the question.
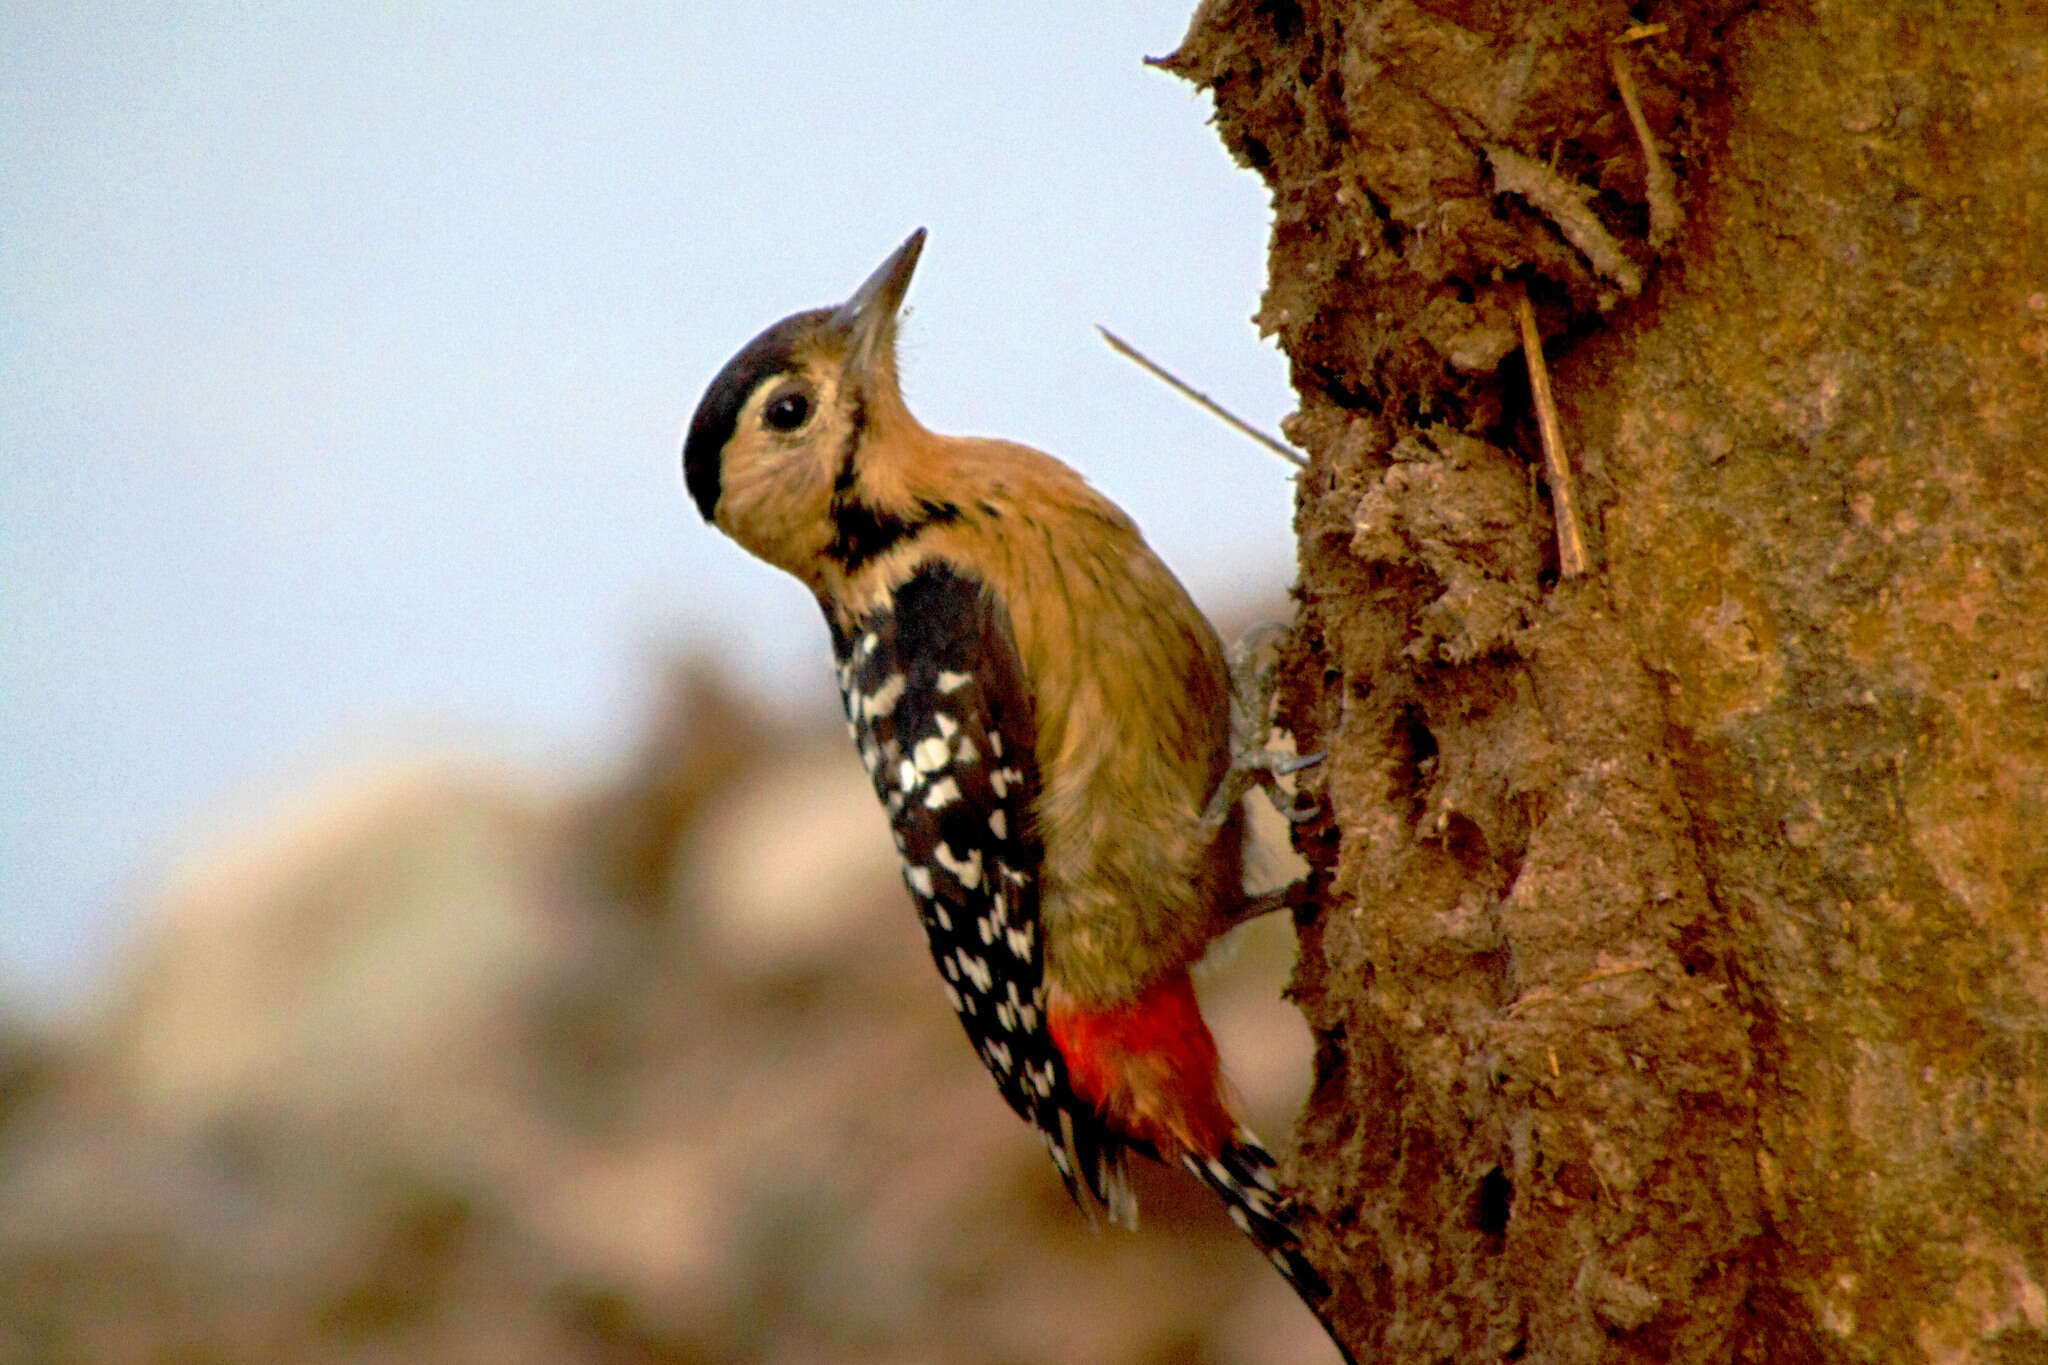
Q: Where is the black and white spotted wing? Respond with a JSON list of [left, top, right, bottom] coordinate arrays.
[[825, 561, 1126, 1212]]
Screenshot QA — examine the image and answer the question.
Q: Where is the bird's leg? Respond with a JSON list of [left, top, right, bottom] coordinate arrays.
[[1227, 877, 1317, 928], [1201, 621, 1322, 829]]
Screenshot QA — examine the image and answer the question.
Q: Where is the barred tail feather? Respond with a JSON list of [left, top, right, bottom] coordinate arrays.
[[1186, 1130, 1356, 1364], [1044, 1110, 1141, 1230], [1184, 1134, 1325, 1301]]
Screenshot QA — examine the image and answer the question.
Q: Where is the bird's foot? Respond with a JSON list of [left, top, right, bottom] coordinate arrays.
[[1200, 622, 1322, 829]]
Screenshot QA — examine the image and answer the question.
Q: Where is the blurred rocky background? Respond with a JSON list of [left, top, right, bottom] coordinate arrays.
[[0, 659, 1336, 1364]]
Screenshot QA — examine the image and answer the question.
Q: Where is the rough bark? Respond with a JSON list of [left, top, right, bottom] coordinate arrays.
[[1167, 1, 2048, 1360]]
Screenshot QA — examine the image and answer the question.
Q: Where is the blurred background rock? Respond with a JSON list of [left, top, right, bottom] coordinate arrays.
[[0, 653, 1335, 1364]]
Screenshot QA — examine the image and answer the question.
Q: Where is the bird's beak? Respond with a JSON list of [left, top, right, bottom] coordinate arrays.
[[835, 227, 926, 385]]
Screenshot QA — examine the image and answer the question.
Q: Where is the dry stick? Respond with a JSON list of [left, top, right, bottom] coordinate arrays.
[[1516, 289, 1591, 577], [1609, 44, 1684, 250], [1096, 327, 1307, 470]]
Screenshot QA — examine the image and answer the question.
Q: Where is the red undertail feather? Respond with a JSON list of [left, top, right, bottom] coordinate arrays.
[[1049, 969, 1339, 1333], [1047, 970, 1237, 1159]]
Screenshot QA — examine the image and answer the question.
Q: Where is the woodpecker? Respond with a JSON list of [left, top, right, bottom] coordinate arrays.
[[681, 229, 1342, 1348]]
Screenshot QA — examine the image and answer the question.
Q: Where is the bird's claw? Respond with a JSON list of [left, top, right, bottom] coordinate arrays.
[[1200, 623, 1323, 828]]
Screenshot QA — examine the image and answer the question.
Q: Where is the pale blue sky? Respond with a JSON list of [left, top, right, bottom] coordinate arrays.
[[1, 5, 1297, 1012]]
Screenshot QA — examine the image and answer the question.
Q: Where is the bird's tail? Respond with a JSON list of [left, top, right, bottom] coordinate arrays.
[[1185, 1129, 1356, 1364]]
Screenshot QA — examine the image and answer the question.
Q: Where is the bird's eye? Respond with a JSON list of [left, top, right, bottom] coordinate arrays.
[[764, 388, 813, 432]]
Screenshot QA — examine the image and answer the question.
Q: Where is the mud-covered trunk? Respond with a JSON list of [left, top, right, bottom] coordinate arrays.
[[1168, 1, 2048, 1360]]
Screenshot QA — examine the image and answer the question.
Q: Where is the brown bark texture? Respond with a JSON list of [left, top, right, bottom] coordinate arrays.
[[1167, 1, 2048, 1361]]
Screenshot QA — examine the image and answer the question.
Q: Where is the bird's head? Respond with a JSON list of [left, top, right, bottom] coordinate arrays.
[[682, 228, 926, 583]]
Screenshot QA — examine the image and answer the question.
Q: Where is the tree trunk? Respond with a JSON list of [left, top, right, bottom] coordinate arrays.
[[1167, 1, 2048, 1360]]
